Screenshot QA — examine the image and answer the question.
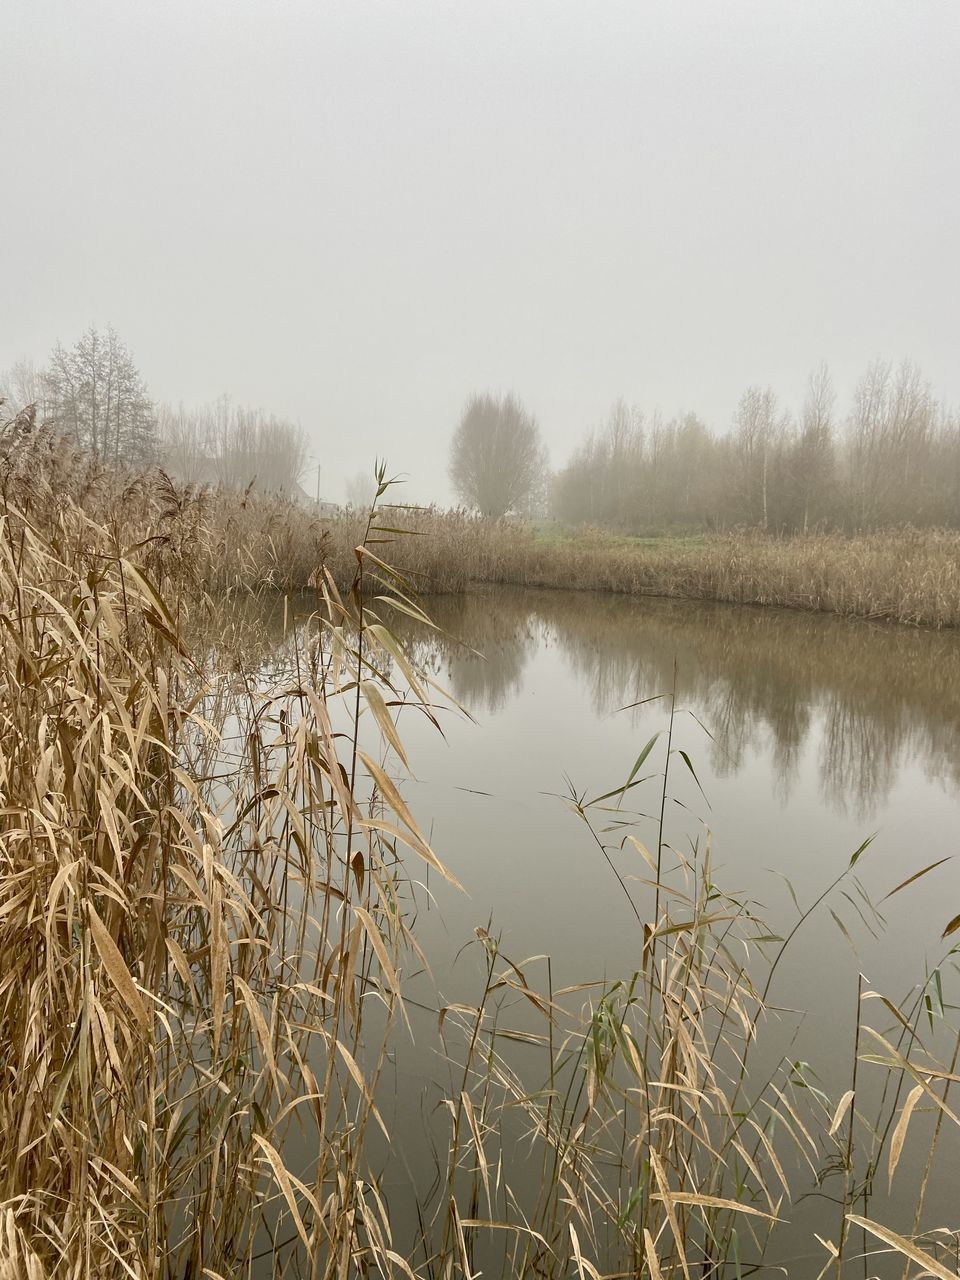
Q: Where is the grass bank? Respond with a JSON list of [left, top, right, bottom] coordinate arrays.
[[320, 511, 960, 629]]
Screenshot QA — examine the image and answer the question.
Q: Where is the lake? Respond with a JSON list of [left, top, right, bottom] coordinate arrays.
[[239, 584, 960, 1275], [356, 586, 960, 1276]]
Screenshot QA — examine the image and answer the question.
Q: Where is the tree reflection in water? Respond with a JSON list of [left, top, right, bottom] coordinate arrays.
[[386, 586, 960, 818]]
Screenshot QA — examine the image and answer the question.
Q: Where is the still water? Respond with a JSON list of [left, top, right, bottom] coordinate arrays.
[[393, 587, 960, 984], [244, 585, 960, 1273], [373, 586, 960, 1274]]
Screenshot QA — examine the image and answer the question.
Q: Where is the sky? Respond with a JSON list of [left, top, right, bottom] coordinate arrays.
[[2, 0, 959, 503]]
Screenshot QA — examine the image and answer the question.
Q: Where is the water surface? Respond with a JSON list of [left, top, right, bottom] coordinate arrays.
[[397, 587, 960, 974], [244, 584, 960, 1274], [377, 586, 960, 1273]]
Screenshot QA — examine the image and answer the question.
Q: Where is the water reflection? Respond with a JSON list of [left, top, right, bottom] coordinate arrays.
[[227, 586, 960, 1277], [431, 600, 535, 714], [395, 587, 960, 817]]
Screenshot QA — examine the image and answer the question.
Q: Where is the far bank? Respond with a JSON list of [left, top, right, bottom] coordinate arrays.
[[317, 511, 960, 630]]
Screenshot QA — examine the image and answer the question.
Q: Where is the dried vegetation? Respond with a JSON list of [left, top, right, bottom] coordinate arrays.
[[1, 421, 959, 1277], [322, 513, 960, 630]]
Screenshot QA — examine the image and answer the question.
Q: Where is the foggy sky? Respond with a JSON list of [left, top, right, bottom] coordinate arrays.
[[2, 0, 959, 504]]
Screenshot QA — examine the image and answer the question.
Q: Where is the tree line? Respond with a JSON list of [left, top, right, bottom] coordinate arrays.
[[451, 362, 960, 532], [1, 325, 309, 495], [6, 331, 957, 529], [552, 361, 960, 532]]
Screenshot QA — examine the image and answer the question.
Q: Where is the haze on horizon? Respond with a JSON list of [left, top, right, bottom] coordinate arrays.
[[2, 0, 958, 504]]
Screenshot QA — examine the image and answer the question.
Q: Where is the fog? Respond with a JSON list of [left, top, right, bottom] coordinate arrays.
[[3, 0, 959, 502]]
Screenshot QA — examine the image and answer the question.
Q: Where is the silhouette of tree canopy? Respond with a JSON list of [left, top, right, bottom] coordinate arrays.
[[449, 392, 547, 518], [551, 361, 959, 533]]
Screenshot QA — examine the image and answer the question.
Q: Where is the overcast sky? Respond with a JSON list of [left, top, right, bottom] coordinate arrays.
[[2, 0, 958, 502]]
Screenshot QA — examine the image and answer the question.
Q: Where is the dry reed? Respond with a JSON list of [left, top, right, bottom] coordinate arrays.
[[320, 513, 960, 630], [8, 422, 960, 627], [1, 425, 959, 1277]]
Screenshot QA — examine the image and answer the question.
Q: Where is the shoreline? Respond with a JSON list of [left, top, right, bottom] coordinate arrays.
[[316, 513, 960, 631]]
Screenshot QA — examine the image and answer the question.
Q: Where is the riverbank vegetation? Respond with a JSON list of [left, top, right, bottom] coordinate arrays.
[[321, 512, 960, 629], [7, 333, 960, 538], [7, 331, 960, 629], [7, 410, 960, 629], [2, 424, 960, 1277]]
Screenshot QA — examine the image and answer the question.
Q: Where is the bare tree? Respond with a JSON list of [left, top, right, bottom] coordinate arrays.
[[43, 325, 157, 463], [731, 386, 787, 529], [0, 358, 46, 417], [345, 470, 378, 509], [793, 363, 836, 531], [157, 402, 210, 484], [552, 403, 721, 531], [928, 406, 960, 527], [848, 358, 934, 526], [248, 414, 310, 493], [553, 401, 641, 527], [547, 358, 956, 534], [159, 396, 309, 494], [450, 392, 548, 517]]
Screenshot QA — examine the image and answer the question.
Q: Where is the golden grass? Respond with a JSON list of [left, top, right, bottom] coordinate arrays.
[[10, 425, 960, 626], [320, 512, 960, 629], [2, 432, 959, 1277]]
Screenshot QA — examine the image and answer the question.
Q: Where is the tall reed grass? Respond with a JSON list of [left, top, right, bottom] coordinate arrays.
[[2, 425, 959, 1276], [320, 511, 960, 630], [9, 420, 960, 626]]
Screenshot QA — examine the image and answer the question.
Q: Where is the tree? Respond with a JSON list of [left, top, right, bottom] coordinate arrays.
[[158, 396, 309, 494], [345, 469, 377, 509], [653, 412, 716, 527], [210, 403, 308, 493], [731, 386, 784, 529], [551, 403, 720, 531], [0, 358, 46, 417], [157, 401, 209, 484], [848, 359, 934, 526], [449, 392, 547, 518], [43, 325, 157, 464], [792, 363, 836, 531]]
